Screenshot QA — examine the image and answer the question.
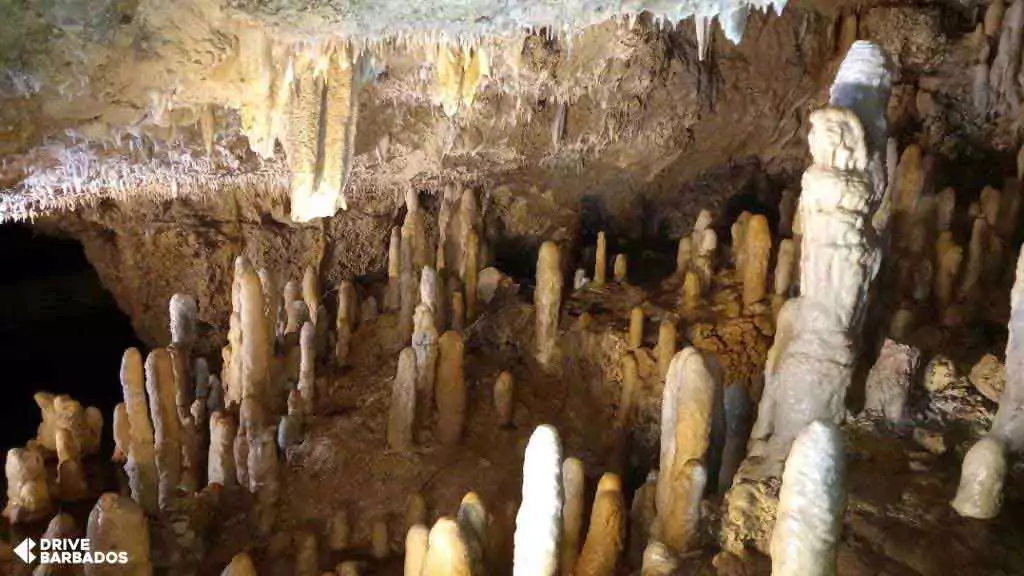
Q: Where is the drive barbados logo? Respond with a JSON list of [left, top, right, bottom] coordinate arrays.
[[13, 538, 129, 565]]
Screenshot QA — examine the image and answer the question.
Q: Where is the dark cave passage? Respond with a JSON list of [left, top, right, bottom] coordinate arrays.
[[0, 224, 143, 451]]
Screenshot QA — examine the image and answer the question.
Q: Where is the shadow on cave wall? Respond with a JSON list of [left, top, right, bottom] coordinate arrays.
[[0, 224, 142, 452]]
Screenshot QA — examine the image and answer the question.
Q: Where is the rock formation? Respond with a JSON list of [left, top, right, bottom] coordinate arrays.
[[514, 425, 562, 576]]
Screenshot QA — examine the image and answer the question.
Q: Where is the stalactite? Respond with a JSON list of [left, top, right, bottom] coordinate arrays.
[[316, 47, 357, 214]]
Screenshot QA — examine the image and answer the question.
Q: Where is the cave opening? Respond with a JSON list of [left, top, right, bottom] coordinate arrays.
[[0, 224, 143, 451]]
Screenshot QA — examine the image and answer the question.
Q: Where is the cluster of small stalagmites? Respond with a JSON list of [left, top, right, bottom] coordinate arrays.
[[3, 390, 104, 522], [671, 210, 718, 312], [886, 143, 1022, 335]]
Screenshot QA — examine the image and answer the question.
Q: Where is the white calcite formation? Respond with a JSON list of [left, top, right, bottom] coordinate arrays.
[[754, 47, 890, 460], [770, 421, 846, 576], [862, 339, 922, 424], [514, 425, 563, 576]]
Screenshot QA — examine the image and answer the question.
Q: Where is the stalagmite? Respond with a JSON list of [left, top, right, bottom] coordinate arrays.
[[336, 280, 357, 366], [387, 228, 402, 312], [112, 402, 129, 463], [451, 290, 466, 333], [641, 541, 679, 576], [980, 186, 1001, 229], [436, 331, 466, 445], [209, 411, 237, 487], [862, 339, 921, 423], [936, 187, 956, 232], [259, 268, 282, 341], [405, 493, 428, 531], [936, 240, 963, 311], [952, 437, 1006, 519], [457, 492, 489, 572], [403, 188, 434, 273], [222, 553, 257, 576], [146, 348, 181, 509], [295, 531, 319, 576], [998, 179, 1021, 238], [595, 232, 608, 286], [388, 347, 418, 451], [412, 303, 440, 426], [421, 517, 472, 576], [770, 421, 846, 576], [170, 293, 198, 349], [298, 321, 316, 415], [657, 348, 716, 520], [732, 212, 751, 274], [655, 317, 677, 380], [240, 260, 270, 410], [399, 235, 418, 342], [694, 229, 717, 291], [34, 393, 102, 455], [56, 428, 87, 501], [719, 384, 751, 494], [616, 353, 640, 429], [613, 254, 628, 282], [514, 425, 563, 576], [3, 447, 52, 523], [560, 457, 585, 576], [986, 0, 1007, 37], [120, 348, 158, 514], [779, 190, 798, 238], [758, 91, 889, 460], [628, 306, 644, 349], [675, 236, 692, 276], [420, 266, 439, 314], [38, 512, 80, 575], [959, 218, 987, 301], [773, 238, 797, 314], [682, 271, 702, 312], [465, 231, 480, 321], [303, 266, 320, 322], [248, 426, 280, 536], [85, 493, 151, 576], [405, 524, 430, 576], [535, 241, 563, 369], [329, 509, 351, 551], [575, 473, 626, 576], [742, 214, 771, 307], [494, 371, 515, 427], [659, 457, 707, 553]]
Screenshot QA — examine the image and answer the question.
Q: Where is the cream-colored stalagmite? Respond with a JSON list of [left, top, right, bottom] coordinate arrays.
[[120, 348, 158, 514], [406, 493, 428, 531], [628, 307, 644, 349], [681, 271, 702, 312], [773, 238, 797, 315], [258, 268, 282, 342], [56, 428, 87, 501], [935, 239, 963, 312], [3, 447, 52, 523], [514, 425, 563, 576], [413, 303, 440, 425], [405, 524, 430, 576], [336, 280, 357, 366], [303, 266, 320, 325], [575, 473, 626, 576], [655, 317, 678, 380], [954, 250, 1024, 518], [388, 347, 418, 451], [641, 541, 679, 576], [770, 421, 846, 576], [298, 321, 316, 415], [595, 232, 608, 286], [694, 229, 717, 292], [616, 353, 640, 430], [742, 214, 771, 307], [494, 371, 515, 427], [465, 231, 480, 321], [387, 228, 402, 312], [329, 509, 351, 551], [451, 289, 466, 333], [403, 188, 434, 273], [248, 426, 280, 536], [85, 493, 151, 576], [535, 241, 563, 370], [613, 254, 628, 282], [294, 531, 319, 576], [221, 552, 257, 576], [959, 218, 988, 302], [146, 348, 181, 509], [657, 348, 717, 523], [112, 402, 129, 463], [421, 517, 472, 576], [436, 331, 466, 445], [399, 235, 418, 342], [779, 189, 798, 238], [208, 411, 237, 487], [560, 457, 585, 576], [755, 50, 891, 460], [675, 236, 692, 277], [732, 211, 752, 274]]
